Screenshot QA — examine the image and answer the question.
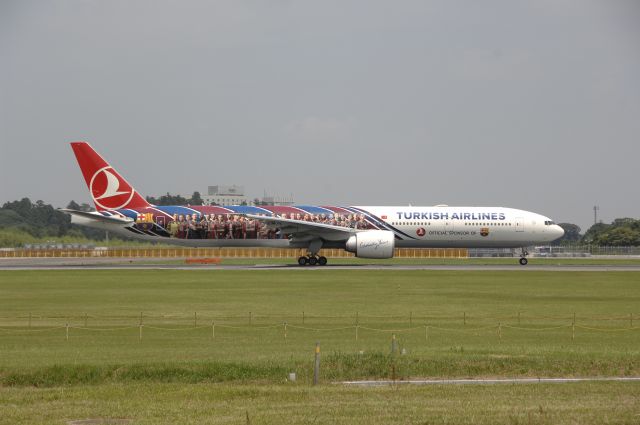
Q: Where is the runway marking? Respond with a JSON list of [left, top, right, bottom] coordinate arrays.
[[341, 377, 640, 386]]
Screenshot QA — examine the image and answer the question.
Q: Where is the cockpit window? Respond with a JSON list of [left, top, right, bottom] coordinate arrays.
[[544, 220, 556, 225]]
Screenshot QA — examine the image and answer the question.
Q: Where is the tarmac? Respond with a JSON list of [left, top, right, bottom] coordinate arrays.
[[2, 257, 640, 271]]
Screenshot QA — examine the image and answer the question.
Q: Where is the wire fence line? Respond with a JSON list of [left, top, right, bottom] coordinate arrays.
[[1, 313, 640, 343], [0, 311, 640, 320], [1, 322, 640, 348], [1, 311, 639, 347]]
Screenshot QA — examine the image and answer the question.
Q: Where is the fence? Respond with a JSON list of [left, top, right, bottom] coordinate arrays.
[[0, 247, 468, 259], [561, 245, 640, 256], [2, 312, 638, 342], [469, 245, 640, 257]]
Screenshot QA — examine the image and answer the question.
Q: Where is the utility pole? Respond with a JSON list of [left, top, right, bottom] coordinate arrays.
[[593, 206, 599, 225]]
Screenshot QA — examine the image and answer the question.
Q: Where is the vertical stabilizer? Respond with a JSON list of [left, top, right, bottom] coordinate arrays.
[[70, 141, 151, 211]]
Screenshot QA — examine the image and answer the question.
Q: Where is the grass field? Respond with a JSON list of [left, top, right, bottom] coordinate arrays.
[[3, 382, 639, 425], [1, 269, 639, 424]]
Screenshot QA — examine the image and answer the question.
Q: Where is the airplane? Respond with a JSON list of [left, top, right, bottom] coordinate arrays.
[[63, 142, 564, 266]]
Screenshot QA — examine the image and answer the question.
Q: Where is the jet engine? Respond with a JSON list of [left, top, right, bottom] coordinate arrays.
[[345, 230, 395, 259]]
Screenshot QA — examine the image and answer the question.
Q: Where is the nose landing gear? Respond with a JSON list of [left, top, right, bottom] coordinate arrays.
[[518, 247, 529, 266]]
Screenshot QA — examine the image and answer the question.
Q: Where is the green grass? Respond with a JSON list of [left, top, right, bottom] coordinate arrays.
[[1, 269, 639, 423], [2, 382, 640, 425], [0, 270, 638, 378]]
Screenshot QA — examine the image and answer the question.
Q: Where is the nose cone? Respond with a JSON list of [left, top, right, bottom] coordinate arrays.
[[553, 225, 564, 240]]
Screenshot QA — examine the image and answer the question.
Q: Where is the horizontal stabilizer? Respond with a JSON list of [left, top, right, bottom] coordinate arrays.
[[60, 209, 134, 224]]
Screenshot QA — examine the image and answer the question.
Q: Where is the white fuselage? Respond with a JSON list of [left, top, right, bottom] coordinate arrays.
[[357, 206, 563, 248], [72, 205, 564, 249]]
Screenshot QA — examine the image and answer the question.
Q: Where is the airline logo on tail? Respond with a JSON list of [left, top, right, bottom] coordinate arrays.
[[71, 141, 151, 211], [90, 166, 135, 210]]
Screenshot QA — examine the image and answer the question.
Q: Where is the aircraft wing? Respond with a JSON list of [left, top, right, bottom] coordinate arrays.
[[60, 209, 134, 225], [244, 214, 356, 241]]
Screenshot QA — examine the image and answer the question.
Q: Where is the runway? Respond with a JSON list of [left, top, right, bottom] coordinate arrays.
[[2, 258, 640, 271]]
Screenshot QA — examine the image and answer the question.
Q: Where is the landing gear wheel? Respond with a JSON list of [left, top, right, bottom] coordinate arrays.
[[318, 256, 327, 266], [308, 256, 318, 266], [298, 256, 309, 266], [519, 257, 528, 266]]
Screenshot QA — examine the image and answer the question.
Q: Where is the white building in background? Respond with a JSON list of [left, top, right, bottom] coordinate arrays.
[[201, 184, 295, 207], [259, 195, 295, 207], [202, 185, 249, 206]]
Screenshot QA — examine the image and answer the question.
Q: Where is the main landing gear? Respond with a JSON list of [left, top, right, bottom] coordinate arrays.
[[518, 247, 529, 266], [298, 255, 328, 266]]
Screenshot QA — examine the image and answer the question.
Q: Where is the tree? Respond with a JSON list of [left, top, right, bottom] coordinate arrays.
[[66, 200, 81, 210], [593, 227, 640, 246], [146, 193, 188, 206], [67, 200, 93, 212], [582, 218, 640, 246], [188, 191, 203, 206], [2, 198, 33, 218], [555, 223, 581, 244], [2, 198, 71, 237], [582, 222, 610, 244]]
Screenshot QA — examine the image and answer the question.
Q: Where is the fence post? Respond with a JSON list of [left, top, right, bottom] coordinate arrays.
[[139, 324, 143, 342], [284, 322, 287, 340], [302, 311, 305, 325], [410, 311, 412, 326], [355, 324, 359, 341], [66, 323, 69, 341], [212, 321, 215, 339], [498, 323, 501, 341], [391, 333, 398, 354], [313, 342, 320, 386], [425, 325, 428, 342], [572, 322, 575, 341], [249, 311, 252, 325], [84, 312, 88, 328]]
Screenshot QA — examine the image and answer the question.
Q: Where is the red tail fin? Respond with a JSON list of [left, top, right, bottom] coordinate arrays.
[[70, 141, 151, 211]]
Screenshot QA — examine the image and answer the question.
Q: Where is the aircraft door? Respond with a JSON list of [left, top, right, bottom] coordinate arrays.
[[156, 215, 165, 229], [515, 217, 524, 232]]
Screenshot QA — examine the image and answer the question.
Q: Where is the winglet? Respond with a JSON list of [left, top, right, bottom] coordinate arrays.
[[70, 141, 151, 211]]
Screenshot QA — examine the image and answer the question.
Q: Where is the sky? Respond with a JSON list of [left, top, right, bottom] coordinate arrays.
[[1, 0, 639, 231]]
